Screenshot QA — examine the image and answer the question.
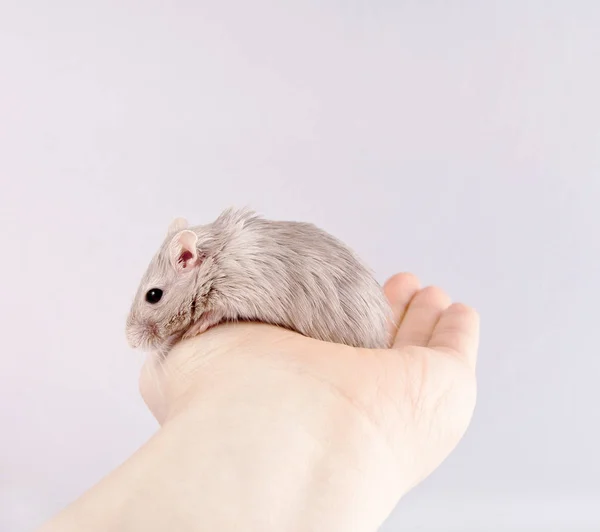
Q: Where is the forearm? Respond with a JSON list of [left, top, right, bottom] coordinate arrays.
[[39, 361, 400, 532]]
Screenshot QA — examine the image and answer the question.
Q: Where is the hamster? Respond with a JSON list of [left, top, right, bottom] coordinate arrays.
[[126, 207, 392, 355]]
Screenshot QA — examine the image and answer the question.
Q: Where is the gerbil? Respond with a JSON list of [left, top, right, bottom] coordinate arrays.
[[126, 207, 392, 355]]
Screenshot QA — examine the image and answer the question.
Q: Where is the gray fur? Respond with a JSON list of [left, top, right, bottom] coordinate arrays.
[[126, 207, 392, 354]]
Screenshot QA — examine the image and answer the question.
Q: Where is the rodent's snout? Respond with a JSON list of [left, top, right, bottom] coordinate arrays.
[[126, 332, 141, 349], [125, 325, 141, 349], [126, 319, 161, 350]]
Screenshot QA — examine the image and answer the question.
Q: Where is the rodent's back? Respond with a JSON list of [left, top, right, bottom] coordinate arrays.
[[209, 214, 391, 349]]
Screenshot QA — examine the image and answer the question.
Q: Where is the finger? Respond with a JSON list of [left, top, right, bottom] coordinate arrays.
[[383, 272, 422, 338], [428, 303, 480, 369], [394, 286, 451, 348]]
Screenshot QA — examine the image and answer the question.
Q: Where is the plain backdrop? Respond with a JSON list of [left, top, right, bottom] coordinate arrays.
[[1, 1, 599, 531]]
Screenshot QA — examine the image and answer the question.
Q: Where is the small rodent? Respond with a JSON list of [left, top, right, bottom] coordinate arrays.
[[126, 207, 392, 355]]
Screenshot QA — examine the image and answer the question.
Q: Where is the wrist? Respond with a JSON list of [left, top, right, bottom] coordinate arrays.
[[152, 366, 400, 532], [41, 329, 402, 532]]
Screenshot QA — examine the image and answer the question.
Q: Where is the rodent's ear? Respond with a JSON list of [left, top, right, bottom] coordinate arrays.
[[167, 217, 188, 235], [169, 230, 199, 272]]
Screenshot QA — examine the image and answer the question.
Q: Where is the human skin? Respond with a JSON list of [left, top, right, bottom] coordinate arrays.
[[38, 273, 479, 532]]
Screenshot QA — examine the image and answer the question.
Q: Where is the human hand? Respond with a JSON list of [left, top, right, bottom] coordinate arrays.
[[137, 272, 479, 530]]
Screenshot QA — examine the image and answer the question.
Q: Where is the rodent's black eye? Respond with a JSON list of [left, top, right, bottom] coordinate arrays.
[[145, 288, 163, 304]]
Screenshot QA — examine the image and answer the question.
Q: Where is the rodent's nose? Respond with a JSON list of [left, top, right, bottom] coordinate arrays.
[[125, 321, 143, 349], [126, 321, 160, 350], [126, 329, 140, 349], [128, 336, 140, 349]]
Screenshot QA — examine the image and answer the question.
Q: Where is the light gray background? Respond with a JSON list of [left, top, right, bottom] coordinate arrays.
[[1, 1, 598, 531]]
